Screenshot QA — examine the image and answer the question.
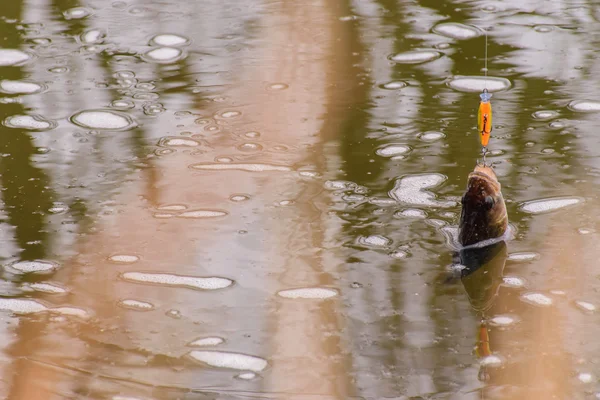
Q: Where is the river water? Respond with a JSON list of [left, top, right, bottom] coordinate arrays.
[[0, 0, 599, 399]]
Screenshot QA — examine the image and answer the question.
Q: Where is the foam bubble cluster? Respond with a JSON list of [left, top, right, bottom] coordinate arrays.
[[389, 173, 455, 207], [277, 287, 338, 299], [121, 272, 233, 290], [188, 350, 268, 372]]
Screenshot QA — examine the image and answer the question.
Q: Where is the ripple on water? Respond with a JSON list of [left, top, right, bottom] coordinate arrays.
[[191, 163, 292, 172], [188, 351, 268, 372], [188, 336, 225, 347], [507, 252, 540, 262], [0, 80, 45, 94], [142, 47, 185, 63], [150, 34, 190, 47], [8, 260, 57, 274], [520, 197, 582, 214], [4, 115, 55, 131], [432, 22, 482, 40], [447, 76, 512, 93], [418, 131, 445, 142], [376, 144, 411, 157], [277, 287, 338, 299], [388, 50, 442, 64], [70, 109, 136, 130], [389, 173, 455, 207], [0, 49, 32, 66], [521, 292, 553, 307], [108, 254, 139, 264], [358, 235, 391, 248], [121, 272, 233, 290], [567, 100, 600, 112], [118, 299, 155, 311], [532, 110, 558, 120]]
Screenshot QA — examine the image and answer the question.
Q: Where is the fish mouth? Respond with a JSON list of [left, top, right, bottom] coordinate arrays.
[[467, 165, 501, 192]]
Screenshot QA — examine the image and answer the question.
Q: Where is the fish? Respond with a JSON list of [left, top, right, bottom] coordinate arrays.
[[478, 89, 492, 148], [458, 163, 508, 247]]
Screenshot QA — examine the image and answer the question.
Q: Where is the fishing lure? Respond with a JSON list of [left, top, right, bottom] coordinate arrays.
[[478, 88, 492, 148]]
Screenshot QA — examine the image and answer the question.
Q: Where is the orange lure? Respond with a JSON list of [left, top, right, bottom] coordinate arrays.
[[478, 89, 492, 148]]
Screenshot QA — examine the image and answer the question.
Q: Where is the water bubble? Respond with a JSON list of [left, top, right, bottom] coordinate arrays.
[[489, 315, 518, 327], [236, 143, 263, 152], [188, 337, 224, 347], [532, 110, 558, 120], [358, 235, 392, 248], [219, 110, 241, 119], [395, 208, 427, 218], [267, 83, 288, 91], [324, 180, 355, 190], [153, 212, 175, 219], [368, 198, 396, 206], [159, 137, 199, 147], [541, 148, 555, 154], [28, 282, 67, 294], [534, 25, 553, 33], [111, 99, 135, 110], [177, 210, 227, 219], [447, 76, 512, 93], [277, 287, 338, 299], [389, 173, 455, 207], [4, 115, 55, 131], [81, 29, 106, 44], [166, 309, 182, 319], [567, 100, 600, 112], [215, 157, 233, 163], [70, 109, 136, 130], [388, 50, 442, 64], [121, 272, 233, 290], [230, 194, 249, 202], [521, 292, 553, 307], [418, 131, 445, 141], [342, 194, 365, 202], [578, 228, 594, 235], [63, 7, 92, 19], [191, 163, 292, 172], [432, 23, 482, 40], [48, 202, 68, 215], [188, 351, 267, 372], [380, 81, 407, 90], [578, 372, 594, 383], [507, 252, 540, 262], [118, 299, 154, 311], [575, 301, 596, 313], [108, 254, 139, 264], [142, 47, 184, 63], [390, 250, 409, 259], [0, 80, 44, 94], [0, 49, 32, 66], [236, 372, 257, 380], [150, 34, 190, 47], [8, 260, 57, 274], [376, 144, 411, 157], [49, 66, 68, 74], [520, 197, 582, 214], [502, 276, 526, 288]]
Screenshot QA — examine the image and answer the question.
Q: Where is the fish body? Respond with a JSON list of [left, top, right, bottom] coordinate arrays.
[[458, 164, 508, 247]]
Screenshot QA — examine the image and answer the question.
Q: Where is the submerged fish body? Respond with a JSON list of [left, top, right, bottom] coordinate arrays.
[[458, 164, 508, 247]]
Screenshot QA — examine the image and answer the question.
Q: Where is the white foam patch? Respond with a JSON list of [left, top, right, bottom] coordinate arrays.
[[507, 252, 540, 262], [151, 34, 190, 47], [389, 173, 455, 207], [520, 197, 582, 214], [143, 47, 184, 63], [236, 372, 257, 380], [489, 315, 518, 327], [118, 299, 155, 311], [121, 272, 233, 290], [388, 50, 441, 64], [376, 144, 411, 157], [191, 163, 292, 172], [177, 210, 227, 218], [277, 287, 338, 299], [189, 351, 267, 372], [4, 115, 54, 130], [480, 355, 503, 367], [63, 7, 91, 19], [446, 76, 512, 93], [52, 307, 90, 319], [81, 29, 105, 44], [358, 235, 391, 247], [502, 276, 526, 288], [521, 292, 553, 307], [162, 138, 199, 147], [578, 372, 594, 383], [418, 131, 445, 141], [0, 49, 32, 66], [188, 336, 224, 347], [396, 208, 427, 218], [157, 204, 187, 211], [0, 80, 44, 94], [532, 110, 558, 120], [108, 254, 139, 264], [71, 109, 136, 130], [8, 260, 56, 274], [575, 301, 596, 312], [381, 81, 407, 90], [0, 298, 47, 314], [432, 23, 481, 39], [28, 283, 67, 294], [568, 100, 600, 112]]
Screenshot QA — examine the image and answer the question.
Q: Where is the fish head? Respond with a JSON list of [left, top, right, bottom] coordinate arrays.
[[458, 164, 508, 247]]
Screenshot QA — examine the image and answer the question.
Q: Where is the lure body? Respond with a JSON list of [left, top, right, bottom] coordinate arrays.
[[478, 90, 492, 147]]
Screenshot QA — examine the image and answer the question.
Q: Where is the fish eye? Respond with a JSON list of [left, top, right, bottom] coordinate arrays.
[[484, 196, 495, 209]]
